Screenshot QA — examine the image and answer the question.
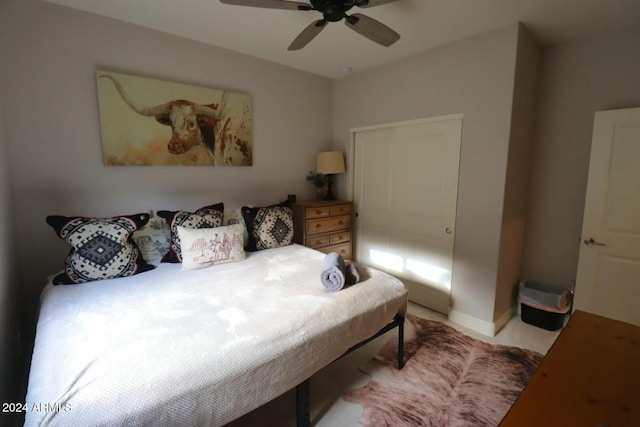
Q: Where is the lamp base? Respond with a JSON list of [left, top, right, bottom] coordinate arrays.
[[323, 191, 336, 201], [323, 175, 336, 200]]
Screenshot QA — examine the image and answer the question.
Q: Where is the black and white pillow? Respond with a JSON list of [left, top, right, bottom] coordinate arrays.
[[157, 203, 224, 263], [46, 213, 154, 285], [242, 205, 294, 251]]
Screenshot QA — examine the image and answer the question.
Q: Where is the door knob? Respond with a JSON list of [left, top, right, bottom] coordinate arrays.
[[445, 227, 452, 234], [584, 237, 606, 247]]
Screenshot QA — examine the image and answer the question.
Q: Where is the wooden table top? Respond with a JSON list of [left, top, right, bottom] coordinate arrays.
[[500, 310, 640, 426]]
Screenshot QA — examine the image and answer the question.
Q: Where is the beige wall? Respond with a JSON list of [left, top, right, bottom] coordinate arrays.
[[522, 26, 640, 287], [494, 26, 541, 322], [333, 24, 523, 326], [0, 0, 333, 335]]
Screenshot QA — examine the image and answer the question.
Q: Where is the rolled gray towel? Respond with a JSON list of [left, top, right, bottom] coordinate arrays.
[[321, 252, 346, 293], [345, 262, 360, 285]]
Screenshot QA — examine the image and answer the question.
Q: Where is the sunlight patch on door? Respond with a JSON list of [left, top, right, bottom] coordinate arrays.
[[370, 249, 403, 272], [369, 249, 451, 290], [406, 259, 451, 289]]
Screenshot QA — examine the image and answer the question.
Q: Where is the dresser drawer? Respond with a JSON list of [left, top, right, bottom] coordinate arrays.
[[306, 215, 351, 235], [305, 206, 330, 219], [306, 235, 330, 249], [319, 242, 352, 260], [329, 230, 351, 245], [330, 204, 351, 216], [306, 231, 350, 250]]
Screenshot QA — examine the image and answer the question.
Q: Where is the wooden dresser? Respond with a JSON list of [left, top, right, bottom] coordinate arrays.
[[293, 200, 352, 260]]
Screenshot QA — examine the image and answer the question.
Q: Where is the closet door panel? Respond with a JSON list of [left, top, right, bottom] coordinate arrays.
[[354, 117, 461, 314]]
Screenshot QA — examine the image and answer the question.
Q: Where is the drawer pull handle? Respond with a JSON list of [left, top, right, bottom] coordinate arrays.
[[338, 220, 344, 225], [315, 224, 321, 228]]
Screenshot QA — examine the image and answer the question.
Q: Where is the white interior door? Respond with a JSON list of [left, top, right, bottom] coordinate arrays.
[[574, 107, 640, 326], [353, 116, 462, 314]]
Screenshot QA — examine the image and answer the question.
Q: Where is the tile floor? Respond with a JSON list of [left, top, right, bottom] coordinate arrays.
[[227, 302, 562, 427]]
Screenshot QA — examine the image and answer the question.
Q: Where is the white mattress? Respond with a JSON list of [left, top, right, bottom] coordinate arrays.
[[25, 244, 407, 426]]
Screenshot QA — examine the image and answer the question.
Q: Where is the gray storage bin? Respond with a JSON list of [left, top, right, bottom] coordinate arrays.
[[518, 281, 571, 311]]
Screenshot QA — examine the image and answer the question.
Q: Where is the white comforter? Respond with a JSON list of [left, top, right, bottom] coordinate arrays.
[[25, 244, 407, 426]]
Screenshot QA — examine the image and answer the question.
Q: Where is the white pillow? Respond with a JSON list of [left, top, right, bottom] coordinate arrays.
[[177, 224, 246, 270], [223, 207, 249, 245], [132, 217, 171, 264]]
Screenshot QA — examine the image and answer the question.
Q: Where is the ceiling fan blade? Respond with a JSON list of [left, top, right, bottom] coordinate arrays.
[[288, 20, 327, 50], [357, 0, 401, 8], [219, 0, 311, 11], [345, 13, 400, 47]]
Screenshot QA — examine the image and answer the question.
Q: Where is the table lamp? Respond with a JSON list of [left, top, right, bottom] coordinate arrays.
[[317, 151, 346, 200]]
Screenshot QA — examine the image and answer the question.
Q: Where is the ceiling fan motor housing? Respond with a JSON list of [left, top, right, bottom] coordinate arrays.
[[310, 0, 355, 22]]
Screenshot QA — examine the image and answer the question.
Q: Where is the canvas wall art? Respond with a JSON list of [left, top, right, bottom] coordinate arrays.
[[96, 70, 252, 166]]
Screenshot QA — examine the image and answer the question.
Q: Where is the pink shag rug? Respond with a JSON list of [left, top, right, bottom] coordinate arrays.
[[343, 314, 543, 426]]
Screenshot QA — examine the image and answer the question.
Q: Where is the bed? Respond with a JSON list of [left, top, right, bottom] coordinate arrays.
[[24, 243, 408, 426]]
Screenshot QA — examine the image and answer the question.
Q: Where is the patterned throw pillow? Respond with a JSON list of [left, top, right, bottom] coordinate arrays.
[[132, 217, 171, 264], [177, 224, 246, 270], [46, 213, 155, 285], [157, 203, 224, 263], [241, 205, 294, 251]]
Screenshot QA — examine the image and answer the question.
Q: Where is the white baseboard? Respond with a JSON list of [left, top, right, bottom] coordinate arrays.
[[449, 305, 517, 337]]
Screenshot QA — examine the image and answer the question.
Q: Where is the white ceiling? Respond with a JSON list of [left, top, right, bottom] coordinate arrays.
[[44, 0, 640, 79]]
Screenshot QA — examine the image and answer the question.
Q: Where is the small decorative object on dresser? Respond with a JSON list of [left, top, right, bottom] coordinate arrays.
[[293, 199, 352, 260], [306, 171, 327, 199]]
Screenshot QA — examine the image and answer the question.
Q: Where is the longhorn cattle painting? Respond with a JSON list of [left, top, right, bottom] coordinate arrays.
[[96, 70, 252, 166]]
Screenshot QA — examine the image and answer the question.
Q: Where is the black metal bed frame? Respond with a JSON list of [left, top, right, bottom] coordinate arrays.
[[295, 314, 405, 427]]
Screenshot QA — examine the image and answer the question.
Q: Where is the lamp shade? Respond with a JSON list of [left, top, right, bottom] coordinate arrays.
[[316, 151, 345, 175]]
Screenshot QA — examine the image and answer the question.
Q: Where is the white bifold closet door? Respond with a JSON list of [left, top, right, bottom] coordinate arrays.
[[353, 115, 462, 314]]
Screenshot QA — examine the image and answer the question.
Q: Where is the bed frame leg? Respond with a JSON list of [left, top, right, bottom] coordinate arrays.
[[294, 314, 404, 425], [296, 379, 310, 427], [398, 315, 405, 369]]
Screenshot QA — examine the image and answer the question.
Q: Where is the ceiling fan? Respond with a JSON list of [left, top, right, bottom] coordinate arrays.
[[219, 0, 401, 50]]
